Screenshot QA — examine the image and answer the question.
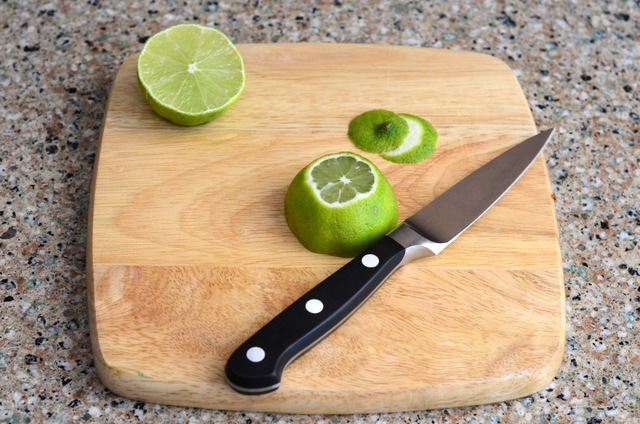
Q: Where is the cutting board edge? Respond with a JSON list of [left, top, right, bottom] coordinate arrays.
[[87, 327, 565, 414], [87, 259, 566, 414]]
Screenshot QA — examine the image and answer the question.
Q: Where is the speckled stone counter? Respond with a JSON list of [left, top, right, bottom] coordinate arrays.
[[1, 1, 638, 423]]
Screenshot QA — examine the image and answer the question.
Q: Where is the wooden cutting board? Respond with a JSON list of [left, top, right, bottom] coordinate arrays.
[[87, 44, 565, 414]]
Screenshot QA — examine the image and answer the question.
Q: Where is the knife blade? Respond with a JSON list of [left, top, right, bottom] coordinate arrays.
[[225, 128, 555, 395]]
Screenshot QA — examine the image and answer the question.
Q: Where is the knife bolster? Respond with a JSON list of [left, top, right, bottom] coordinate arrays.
[[388, 223, 447, 264]]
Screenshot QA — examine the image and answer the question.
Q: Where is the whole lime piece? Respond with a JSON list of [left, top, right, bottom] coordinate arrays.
[[347, 109, 409, 153], [285, 152, 399, 257], [137, 23, 245, 126], [381, 113, 438, 164]]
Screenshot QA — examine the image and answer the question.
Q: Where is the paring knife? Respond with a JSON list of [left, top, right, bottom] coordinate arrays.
[[225, 128, 555, 395]]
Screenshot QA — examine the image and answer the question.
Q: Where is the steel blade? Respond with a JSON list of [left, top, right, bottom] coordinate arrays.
[[404, 128, 554, 244]]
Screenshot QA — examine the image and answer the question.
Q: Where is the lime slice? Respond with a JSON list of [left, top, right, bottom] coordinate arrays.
[[285, 152, 398, 257], [381, 113, 438, 164], [137, 23, 245, 126], [347, 109, 409, 153]]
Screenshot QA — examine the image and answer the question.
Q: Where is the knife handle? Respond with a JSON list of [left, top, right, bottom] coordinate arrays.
[[225, 236, 407, 395]]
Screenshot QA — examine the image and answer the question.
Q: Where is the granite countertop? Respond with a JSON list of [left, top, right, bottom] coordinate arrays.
[[1, 1, 638, 423]]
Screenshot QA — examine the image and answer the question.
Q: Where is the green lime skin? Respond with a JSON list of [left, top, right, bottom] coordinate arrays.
[[137, 77, 243, 126], [347, 109, 410, 153], [381, 113, 438, 164], [285, 152, 399, 258]]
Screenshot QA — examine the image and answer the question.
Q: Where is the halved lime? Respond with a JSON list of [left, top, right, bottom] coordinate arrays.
[[285, 152, 398, 257], [381, 113, 438, 164], [347, 109, 409, 153], [137, 23, 245, 126]]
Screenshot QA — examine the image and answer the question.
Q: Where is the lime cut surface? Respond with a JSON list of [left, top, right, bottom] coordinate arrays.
[[137, 23, 245, 126], [381, 113, 438, 164], [309, 154, 376, 205], [347, 109, 409, 153], [285, 152, 398, 258]]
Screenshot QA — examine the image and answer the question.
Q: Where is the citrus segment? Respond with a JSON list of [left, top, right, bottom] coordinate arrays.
[[381, 113, 438, 164], [137, 23, 245, 126], [285, 152, 398, 258], [347, 109, 409, 153]]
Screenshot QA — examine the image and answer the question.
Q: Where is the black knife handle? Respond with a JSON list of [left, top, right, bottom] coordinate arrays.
[[225, 236, 407, 395]]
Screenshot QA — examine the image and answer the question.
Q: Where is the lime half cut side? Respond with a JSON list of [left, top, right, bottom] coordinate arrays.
[[285, 152, 399, 258], [309, 153, 377, 206], [381, 113, 438, 164], [137, 23, 245, 126]]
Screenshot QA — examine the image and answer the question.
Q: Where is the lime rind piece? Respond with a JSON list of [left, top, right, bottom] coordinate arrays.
[[381, 113, 438, 164], [307, 152, 377, 207], [137, 23, 245, 126], [347, 109, 409, 153]]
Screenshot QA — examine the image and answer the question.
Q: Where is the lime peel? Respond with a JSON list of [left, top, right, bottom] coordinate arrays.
[[349, 109, 438, 164], [347, 109, 409, 153], [383, 114, 423, 156], [381, 113, 438, 164]]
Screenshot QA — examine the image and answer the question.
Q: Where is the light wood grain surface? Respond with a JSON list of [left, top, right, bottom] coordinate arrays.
[[87, 43, 565, 413]]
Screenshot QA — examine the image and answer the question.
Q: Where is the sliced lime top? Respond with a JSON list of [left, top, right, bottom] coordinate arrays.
[[381, 113, 438, 164], [307, 153, 377, 206], [347, 109, 409, 153], [384, 114, 423, 155]]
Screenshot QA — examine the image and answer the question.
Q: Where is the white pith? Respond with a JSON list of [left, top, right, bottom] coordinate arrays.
[[383, 115, 423, 156], [306, 153, 378, 208]]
